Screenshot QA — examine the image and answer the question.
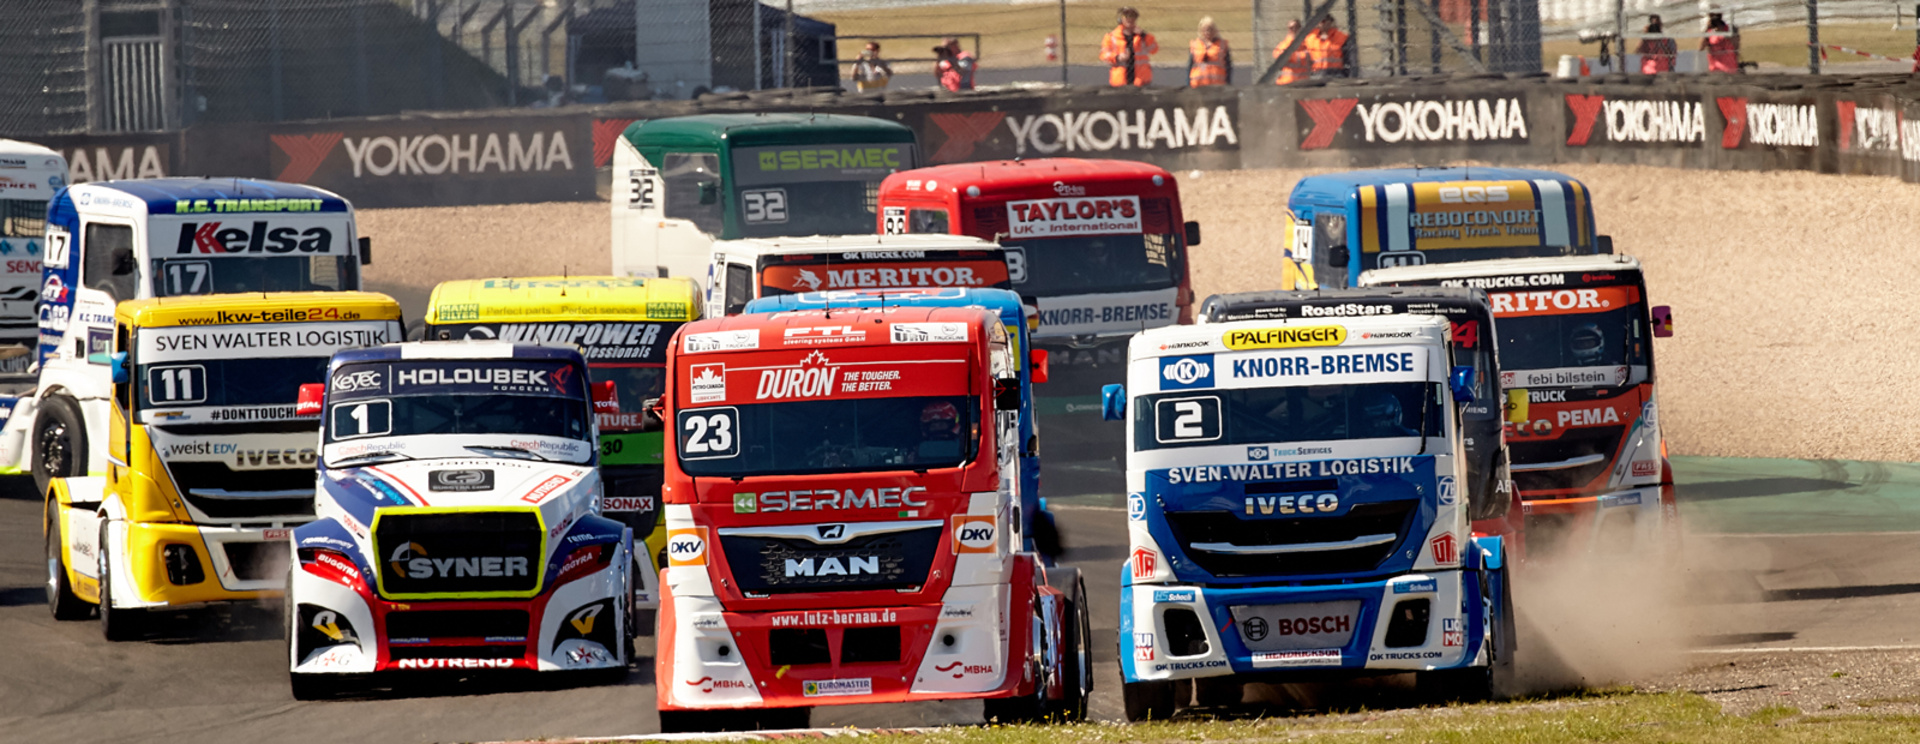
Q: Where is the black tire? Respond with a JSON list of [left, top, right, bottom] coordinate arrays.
[[1052, 574, 1091, 722], [1416, 568, 1516, 702], [45, 500, 91, 620], [31, 396, 85, 501], [1122, 679, 1177, 722], [983, 591, 1051, 724], [97, 521, 148, 642]]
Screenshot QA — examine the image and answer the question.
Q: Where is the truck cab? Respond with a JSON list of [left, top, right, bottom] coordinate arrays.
[[655, 307, 1090, 732], [42, 292, 403, 640], [16, 178, 371, 494], [877, 158, 1199, 496], [0, 139, 68, 359], [424, 275, 702, 614], [610, 113, 918, 286], [1103, 314, 1514, 719], [1362, 255, 1675, 555], [285, 342, 632, 698], [1280, 168, 1603, 290], [706, 234, 1011, 319]]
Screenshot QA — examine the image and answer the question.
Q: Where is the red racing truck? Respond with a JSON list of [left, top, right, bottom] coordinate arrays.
[[876, 159, 1198, 495], [654, 306, 1091, 732]]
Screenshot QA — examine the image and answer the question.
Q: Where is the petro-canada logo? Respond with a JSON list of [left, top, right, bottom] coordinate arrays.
[[1159, 354, 1213, 390]]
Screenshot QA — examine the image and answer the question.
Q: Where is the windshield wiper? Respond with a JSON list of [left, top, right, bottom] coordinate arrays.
[[465, 444, 553, 462], [331, 451, 415, 466]]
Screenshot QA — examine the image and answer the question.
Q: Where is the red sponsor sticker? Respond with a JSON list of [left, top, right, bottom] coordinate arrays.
[[1429, 533, 1459, 566], [263, 528, 292, 541], [1632, 461, 1657, 477], [1131, 548, 1158, 579], [521, 475, 570, 503]]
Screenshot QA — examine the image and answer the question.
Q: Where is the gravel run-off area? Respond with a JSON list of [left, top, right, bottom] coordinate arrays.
[[359, 163, 1920, 462]]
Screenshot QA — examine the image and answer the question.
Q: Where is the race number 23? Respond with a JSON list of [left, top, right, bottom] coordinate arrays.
[[678, 407, 739, 459]]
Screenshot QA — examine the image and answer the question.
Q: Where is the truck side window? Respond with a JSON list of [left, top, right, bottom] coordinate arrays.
[[909, 209, 949, 233], [1313, 214, 1348, 288], [83, 223, 137, 302], [724, 263, 752, 315], [661, 152, 724, 236]]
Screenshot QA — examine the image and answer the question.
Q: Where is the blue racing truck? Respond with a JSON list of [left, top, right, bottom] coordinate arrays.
[[1102, 313, 1514, 719]]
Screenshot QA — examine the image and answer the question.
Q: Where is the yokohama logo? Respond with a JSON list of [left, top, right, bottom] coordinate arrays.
[[1298, 97, 1526, 149], [1564, 94, 1704, 146], [272, 133, 344, 183], [928, 112, 1007, 162], [1717, 98, 1818, 149], [1835, 101, 1901, 153]]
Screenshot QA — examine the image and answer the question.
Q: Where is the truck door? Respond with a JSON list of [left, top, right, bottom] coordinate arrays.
[[108, 323, 131, 486]]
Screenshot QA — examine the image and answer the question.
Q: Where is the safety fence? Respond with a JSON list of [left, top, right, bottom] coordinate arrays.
[[21, 72, 1920, 208]]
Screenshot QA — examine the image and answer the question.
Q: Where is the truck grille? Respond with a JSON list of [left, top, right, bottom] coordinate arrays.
[[1164, 500, 1418, 577], [373, 511, 543, 597], [165, 461, 316, 520], [1509, 426, 1624, 493], [385, 609, 531, 642], [720, 525, 942, 595]]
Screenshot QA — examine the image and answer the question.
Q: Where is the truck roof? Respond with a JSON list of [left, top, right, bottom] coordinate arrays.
[[884, 158, 1174, 195], [717, 233, 1000, 257], [1289, 167, 1588, 206], [425, 276, 701, 324], [0, 139, 60, 159], [681, 305, 995, 352], [116, 291, 402, 327], [746, 288, 1026, 326], [333, 341, 584, 366], [625, 113, 915, 151], [1130, 313, 1450, 360], [74, 178, 351, 214], [1199, 286, 1489, 323], [1361, 254, 1643, 285]]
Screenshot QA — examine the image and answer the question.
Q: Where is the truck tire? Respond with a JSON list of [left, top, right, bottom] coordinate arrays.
[[97, 521, 149, 642], [1051, 571, 1091, 721], [45, 500, 91, 620], [32, 396, 85, 500], [1122, 679, 1177, 722], [1416, 568, 1516, 702]]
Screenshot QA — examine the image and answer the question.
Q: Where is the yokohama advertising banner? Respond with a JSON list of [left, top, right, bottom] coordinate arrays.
[[1296, 93, 1531, 150], [1562, 93, 1708, 147], [266, 115, 594, 208], [910, 90, 1240, 170]]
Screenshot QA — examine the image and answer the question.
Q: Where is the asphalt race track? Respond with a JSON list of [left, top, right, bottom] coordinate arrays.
[[6, 457, 1920, 743]]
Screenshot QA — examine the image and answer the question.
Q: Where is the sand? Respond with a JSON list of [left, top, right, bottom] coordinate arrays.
[[357, 163, 1920, 462]]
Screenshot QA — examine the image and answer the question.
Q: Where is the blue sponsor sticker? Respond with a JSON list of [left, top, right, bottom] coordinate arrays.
[[1437, 475, 1457, 506], [1153, 589, 1197, 603], [1158, 354, 1214, 390], [1394, 579, 1438, 594], [1127, 492, 1146, 521], [1606, 492, 1643, 508]]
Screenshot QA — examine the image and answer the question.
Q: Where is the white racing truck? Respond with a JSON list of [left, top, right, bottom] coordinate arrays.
[[0, 139, 68, 360], [7, 178, 370, 494], [704, 234, 1013, 318]]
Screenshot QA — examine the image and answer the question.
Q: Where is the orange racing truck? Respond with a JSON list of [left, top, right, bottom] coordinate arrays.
[[654, 306, 1091, 732]]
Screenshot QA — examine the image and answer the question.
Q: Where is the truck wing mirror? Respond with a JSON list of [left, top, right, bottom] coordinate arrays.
[[1029, 348, 1049, 384], [1328, 245, 1350, 268], [1596, 235, 1614, 255], [993, 378, 1021, 411], [358, 236, 372, 266], [1101, 384, 1126, 421], [644, 396, 664, 419], [296, 383, 326, 416], [697, 181, 718, 205], [1504, 388, 1529, 425], [1651, 305, 1673, 337], [110, 352, 129, 384], [591, 380, 619, 414], [1448, 365, 1477, 403], [1184, 220, 1202, 246]]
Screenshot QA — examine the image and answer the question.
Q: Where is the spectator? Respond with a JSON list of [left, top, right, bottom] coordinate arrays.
[[1702, 13, 1741, 73], [1634, 15, 1676, 74], [851, 41, 893, 92], [1271, 19, 1311, 85], [1187, 16, 1232, 86], [1305, 16, 1350, 78], [1101, 7, 1158, 86], [934, 37, 977, 91]]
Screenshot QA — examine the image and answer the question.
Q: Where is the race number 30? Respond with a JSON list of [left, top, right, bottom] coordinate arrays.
[[678, 407, 739, 459]]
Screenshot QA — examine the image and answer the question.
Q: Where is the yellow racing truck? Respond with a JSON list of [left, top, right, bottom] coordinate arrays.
[[44, 292, 404, 639], [424, 276, 700, 617]]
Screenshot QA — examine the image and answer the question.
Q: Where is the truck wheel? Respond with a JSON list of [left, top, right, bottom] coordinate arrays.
[[1122, 679, 1177, 722], [97, 521, 149, 642], [45, 500, 91, 620], [1051, 573, 1091, 721], [32, 396, 85, 500], [1416, 569, 1516, 702]]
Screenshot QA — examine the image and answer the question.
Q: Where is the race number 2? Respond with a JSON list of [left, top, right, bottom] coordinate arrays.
[[1154, 396, 1222, 444]]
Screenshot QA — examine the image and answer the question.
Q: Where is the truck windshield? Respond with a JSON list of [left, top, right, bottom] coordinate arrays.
[[730, 142, 916, 239], [1133, 382, 1443, 451], [134, 320, 399, 425], [1004, 233, 1178, 296], [678, 395, 976, 476], [1490, 288, 1648, 383], [151, 256, 356, 296], [323, 359, 592, 465]]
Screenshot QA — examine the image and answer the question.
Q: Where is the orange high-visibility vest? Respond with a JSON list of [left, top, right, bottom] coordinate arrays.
[[1101, 26, 1158, 86], [1271, 32, 1311, 84], [1304, 28, 1349, 72], [1188, 37, 1229, 86]]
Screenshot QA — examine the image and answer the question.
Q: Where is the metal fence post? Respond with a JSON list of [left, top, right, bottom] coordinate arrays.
[[269, 0, 284, 121], [1058, 0, 1070, 83], [785, 0, 795, 87], [1807, 0, 1820, 73]]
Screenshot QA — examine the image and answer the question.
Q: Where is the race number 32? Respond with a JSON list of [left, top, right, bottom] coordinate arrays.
[[678, 407, 738, 459], [741, 189, 788, 224], [627, 168, 657, 209]]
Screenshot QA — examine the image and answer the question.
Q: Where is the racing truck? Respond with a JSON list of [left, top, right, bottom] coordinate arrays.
[[610, 113, 917, 285], [43, 292, 403, 640], [8, 178, 372, 495], [1279, 168, 1606, 290], [0, 139, 67, 361], [877, 158, 1199, 497], [1102, 314, 1515, 719], [1196, 287, 1522, 550], [286, 342, 632, 698], [1362, 254, 1676, 555], [706, 233, 1011, 318], [655, 306, 1091, 732], [425, 275, 701, 618]]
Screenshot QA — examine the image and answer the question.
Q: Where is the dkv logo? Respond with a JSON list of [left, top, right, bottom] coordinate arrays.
[[952, 516, 996, 554]]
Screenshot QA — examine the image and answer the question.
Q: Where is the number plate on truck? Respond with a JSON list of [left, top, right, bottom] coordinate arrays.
[[1230, 600, 1361, 652]]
